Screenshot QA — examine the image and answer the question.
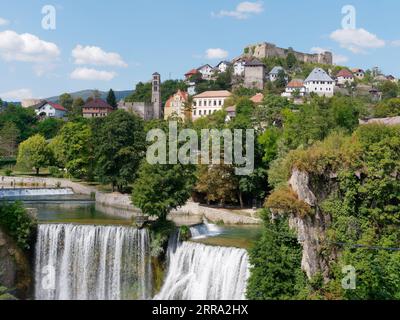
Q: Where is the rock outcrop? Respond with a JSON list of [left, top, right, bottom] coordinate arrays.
[[286, 169, 337, 281], [0, 227, 32, 299]]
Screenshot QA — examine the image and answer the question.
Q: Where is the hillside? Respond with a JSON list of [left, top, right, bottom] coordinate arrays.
[[46, 90, 133, 103]]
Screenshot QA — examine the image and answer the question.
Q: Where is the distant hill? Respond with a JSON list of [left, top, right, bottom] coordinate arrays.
[[46, 90, 133, 103]]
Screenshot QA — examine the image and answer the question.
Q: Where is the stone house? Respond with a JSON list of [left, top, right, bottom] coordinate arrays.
[[244, 59, 266, 90]]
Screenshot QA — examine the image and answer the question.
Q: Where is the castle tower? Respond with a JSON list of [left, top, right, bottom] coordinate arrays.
[[152, 72, 162, 119]]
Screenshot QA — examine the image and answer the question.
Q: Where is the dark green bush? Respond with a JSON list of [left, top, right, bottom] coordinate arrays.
[[0, 202, 35, 249]]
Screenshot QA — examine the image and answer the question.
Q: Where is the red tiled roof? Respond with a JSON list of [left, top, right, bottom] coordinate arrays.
[[185, 69, 199, 77], [165, 90, 189, 108], [336, 69, 354, 78], [47, 102, 67, 112], [83, 98, 112, 109], [250, 93, 264, 103], [287, 80, 304, 88]]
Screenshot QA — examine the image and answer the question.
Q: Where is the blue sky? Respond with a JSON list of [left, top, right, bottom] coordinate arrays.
[[0, 0, 399, 100]]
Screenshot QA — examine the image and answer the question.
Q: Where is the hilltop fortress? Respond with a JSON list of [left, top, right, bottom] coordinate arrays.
[[243, 42, 333, 65]]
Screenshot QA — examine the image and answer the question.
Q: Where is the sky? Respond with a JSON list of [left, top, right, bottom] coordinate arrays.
[[0, 0, 399, 101]]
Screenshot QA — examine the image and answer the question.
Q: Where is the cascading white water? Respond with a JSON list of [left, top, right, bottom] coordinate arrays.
[[155, 241, 249, 300], [0, 188, 74, 198], [35, 224, 152, 300], [189, 220, 222, 239]]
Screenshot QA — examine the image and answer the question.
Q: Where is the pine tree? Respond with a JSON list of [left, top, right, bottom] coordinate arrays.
[[107, 89, 118, 110]]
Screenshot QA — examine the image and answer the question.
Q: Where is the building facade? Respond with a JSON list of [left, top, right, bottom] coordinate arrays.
[[35, 101, 67, 119], [304, 68, 335, 97], [164, 90, 189, 120], [82, 99, 113, 118], [336, 69, 354, 86], [192, 90, 232, 120], [244, 59, 266, 90], [282, 79, 306, 98], [118, 72, 163, 120]]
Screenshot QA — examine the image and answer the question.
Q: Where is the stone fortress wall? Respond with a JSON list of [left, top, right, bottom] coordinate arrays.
[[245, 42, 333, 65]]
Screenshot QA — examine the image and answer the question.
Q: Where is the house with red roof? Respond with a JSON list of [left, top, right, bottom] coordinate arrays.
[[336, 69, 354, 86], [82, 98, 113, 118], [35, 101, 67, 119], [282, 79, 306, 98], [164, 90, 189, 120]]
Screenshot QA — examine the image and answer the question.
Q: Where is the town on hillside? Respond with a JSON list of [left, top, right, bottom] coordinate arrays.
[[7, 41, 399, 127]]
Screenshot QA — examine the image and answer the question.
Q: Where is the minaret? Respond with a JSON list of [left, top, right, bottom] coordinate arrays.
[[152, 72, 162, 119]]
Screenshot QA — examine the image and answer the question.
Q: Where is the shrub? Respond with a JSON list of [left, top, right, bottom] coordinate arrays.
[[0, 202, 36, 249]]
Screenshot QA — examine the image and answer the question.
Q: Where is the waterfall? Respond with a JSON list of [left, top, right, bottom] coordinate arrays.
[[155, 241, 249, 300], [0, 188, 74, 198], [189, 220, 222, 240], [35, 224, 152, 300]]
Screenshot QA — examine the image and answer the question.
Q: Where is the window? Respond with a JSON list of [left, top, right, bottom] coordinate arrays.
[[214, 100, 217, 106], [199, 110, 202, 115], [198, 101, 202, 107], [193, 110, 196, 116]]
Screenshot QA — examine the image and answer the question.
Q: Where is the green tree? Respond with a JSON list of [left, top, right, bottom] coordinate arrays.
[[36, 118, 64, 139], [132, 163, 195, 220], [16, 134, 52, 175], [0, 122, 20, 157], [70, 97, 85, 119], [93, 110, 146, 192], [50, 122, 92, 179], [275, 69, 287, 89], [0, 104, 37, 141], [247, 211, 303, 300], [106, 89, 118, 110], [59, 93, 73, 112], [286, 51, 297, 70]]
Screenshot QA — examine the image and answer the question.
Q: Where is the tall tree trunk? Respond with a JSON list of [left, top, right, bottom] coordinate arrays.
[[238, 191, 244, 209]]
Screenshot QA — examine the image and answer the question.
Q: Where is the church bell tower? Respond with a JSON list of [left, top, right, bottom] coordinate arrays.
[[151, 72, 162, 119]]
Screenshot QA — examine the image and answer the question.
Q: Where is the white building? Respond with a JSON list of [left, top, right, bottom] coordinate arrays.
[[233, 59, 246, 76], [216, 61, 231, 73], [197, 64, 214, 80], [304, 68, 335, 97], [281, 79, 306, 98], [35, 101, 67, 119], [336, 69, 354, 86], [269, 66, 285, 82], [192, 90, 232, 120], [352, 68, 365, 80]]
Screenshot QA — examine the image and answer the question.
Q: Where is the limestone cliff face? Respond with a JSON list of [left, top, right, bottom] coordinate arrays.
[[286, 169, 337, 281], [0, 227, 32, 299]]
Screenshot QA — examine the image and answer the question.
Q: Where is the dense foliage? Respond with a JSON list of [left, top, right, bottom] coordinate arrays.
[[0, 202, 35, 249]]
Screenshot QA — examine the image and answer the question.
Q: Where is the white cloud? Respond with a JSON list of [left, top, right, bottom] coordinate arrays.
[[0, 18, 9, 26], [311, 47, 348, 65], [212, 1, 264, 20], [205, 48, 229, 60], [0, 30, 60, 63], [72, 45, 128, 67], [70, 67, 116, 81], [330, 28, 385, 54], [0, 88, 33, 101]]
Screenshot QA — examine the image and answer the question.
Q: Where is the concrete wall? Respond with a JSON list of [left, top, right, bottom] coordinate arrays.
[[0, 176, 262, 225]]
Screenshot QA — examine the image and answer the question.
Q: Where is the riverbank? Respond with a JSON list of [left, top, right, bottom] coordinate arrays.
[[0, 176, 262, 225]]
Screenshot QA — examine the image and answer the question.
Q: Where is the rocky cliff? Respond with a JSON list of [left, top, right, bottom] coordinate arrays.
[[0, 227, 32, 299]]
